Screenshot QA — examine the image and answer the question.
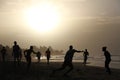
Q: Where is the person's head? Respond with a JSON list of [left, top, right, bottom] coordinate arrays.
[[14, 41, 17, 45], [3, 47, 5, 49], [102, 46, 107, 51], [47, 48, 49, 51], [85, 49, 87, 52], [30, 46, 33, 50], [69, 45, 73, 50]]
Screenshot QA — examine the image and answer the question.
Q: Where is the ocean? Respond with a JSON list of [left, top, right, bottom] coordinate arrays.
[[39, 54, 120, 69], [6, 54, 120, 69]]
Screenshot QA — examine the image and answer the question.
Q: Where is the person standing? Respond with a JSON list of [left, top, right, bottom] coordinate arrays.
[[83, 49, 89, 65], [1, 47, 7, 62], [36, 51, 41, 63], [45, 48, 51, 64], [102, 46, 111, 74], [52, 45, 83, 76], [12, 41, 21, 66]]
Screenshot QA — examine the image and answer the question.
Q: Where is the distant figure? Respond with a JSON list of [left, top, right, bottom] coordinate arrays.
[[83, 49, 89, 65], [12, 41, 21, 66], [52, 45, 83, 76], [36, 51, 41, 63], [24, 46, 36, 70], [102, 46, 111, 74], [45, 48, 51, 64], [1, 47, 7, 62]]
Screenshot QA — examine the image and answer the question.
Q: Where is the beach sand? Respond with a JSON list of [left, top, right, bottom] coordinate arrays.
[[0, 61, 120, 80]]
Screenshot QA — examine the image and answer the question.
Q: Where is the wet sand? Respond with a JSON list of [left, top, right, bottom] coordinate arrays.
[[0, 61, 120, 80]]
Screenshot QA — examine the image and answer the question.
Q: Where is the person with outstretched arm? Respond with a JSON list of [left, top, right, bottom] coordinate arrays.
[[24, 46, 36, 70], [52, 45, 83, 76]]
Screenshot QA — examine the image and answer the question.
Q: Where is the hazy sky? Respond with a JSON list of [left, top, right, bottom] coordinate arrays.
[[0, 0, 120, 55]]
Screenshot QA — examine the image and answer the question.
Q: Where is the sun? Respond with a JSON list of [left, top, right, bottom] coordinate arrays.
[[24, 2, 61, 33]]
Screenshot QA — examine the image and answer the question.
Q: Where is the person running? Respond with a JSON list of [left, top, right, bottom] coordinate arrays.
[[1, 47, 7, 62], [24, 46, 36, 70], [83, 49, 89, 65], [45, 48, 51, 64], [52, 45, 83, 76], [36, 51, 41, 63], [102, 46, 111, 75], [12, 41, 21, 66]]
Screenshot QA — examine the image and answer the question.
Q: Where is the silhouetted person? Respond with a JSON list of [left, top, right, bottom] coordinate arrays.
[[12, 41, 21, 66], [24, 46, 36, 70], [83, 49, 89, 65], [45, 48, 51, 64], [102, 46, 111, 75], [52, 45, 83, 76], [1, 47, 7, 62], [36, 51, 41, 63]]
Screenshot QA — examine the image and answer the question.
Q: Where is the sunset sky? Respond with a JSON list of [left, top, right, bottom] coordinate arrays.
[[0, 0, 120, 55]]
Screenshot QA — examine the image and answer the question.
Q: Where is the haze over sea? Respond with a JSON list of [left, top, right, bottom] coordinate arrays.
[[33, 51, 120, 69]]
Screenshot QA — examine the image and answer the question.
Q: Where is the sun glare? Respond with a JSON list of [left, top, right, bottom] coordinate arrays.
[[24, 2, 61, 33]]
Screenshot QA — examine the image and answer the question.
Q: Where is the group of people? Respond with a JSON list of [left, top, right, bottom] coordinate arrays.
[[52, 45, 111, 76], [0, 41, 111, 75], [23, 46, 51, 70], [0, 41, 51, 69]]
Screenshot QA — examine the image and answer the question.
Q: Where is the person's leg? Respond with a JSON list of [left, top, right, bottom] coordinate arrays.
[[47, 56, 49, 64], [86, 57, 88, 63], [17, 56, 20, 66], [84, 57, 87, 64], [107, 60, 111, 74], [38, 57, 40, 62], [64, 63, 73, 75], [105, 60, 107, 71], [105, 60, 111, 74], [83, 57, 85, 63], [14, 56, 17, 67], [38, 57, 40, 63], [52, 63, 67, 74], [27, 57, 31, 70]]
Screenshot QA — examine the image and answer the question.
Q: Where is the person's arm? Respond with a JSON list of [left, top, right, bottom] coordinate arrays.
[[32, 50, 37, 54], [75, 49, 84, 53]]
